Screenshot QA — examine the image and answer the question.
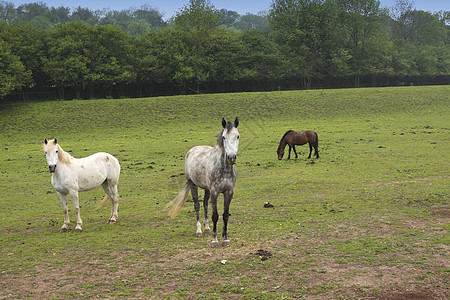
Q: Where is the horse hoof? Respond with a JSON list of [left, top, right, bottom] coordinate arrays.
[[204, 228, 211, 234], [74, 228, 82, 233], [60, 228, 68, 233], [222, 240, 230, 247], [108, 219, 117, 224], [196, 232, 202, 238], [211, 241, 220, 248]]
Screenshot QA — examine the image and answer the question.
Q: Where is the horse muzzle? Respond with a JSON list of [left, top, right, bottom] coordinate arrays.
[[48, 165, 57, 173], [227, 154, 237, 165]]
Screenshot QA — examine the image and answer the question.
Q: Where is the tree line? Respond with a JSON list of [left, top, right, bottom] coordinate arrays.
[[1, 0, 449, 100]]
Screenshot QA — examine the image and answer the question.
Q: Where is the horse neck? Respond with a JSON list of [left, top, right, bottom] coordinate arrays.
[[213, 143, 236, 175], [277, 136, 288, 153]]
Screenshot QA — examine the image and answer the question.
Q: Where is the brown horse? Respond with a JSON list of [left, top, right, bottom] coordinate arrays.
[[277, 130, 319, 160]]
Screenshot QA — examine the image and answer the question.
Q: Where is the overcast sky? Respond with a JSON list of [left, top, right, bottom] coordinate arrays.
[[7, 0, 450, 20]]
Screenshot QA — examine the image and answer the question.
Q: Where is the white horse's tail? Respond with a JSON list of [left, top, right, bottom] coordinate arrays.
[[97, 195, 109, 209], [166, 183, 190, 218]]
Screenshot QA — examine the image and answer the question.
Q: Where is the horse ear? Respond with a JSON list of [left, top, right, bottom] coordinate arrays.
[[54, 138, 58, 144], [44, 138, 48, 145], [222, 118, 227, 128], [234, 117, 239, 128]]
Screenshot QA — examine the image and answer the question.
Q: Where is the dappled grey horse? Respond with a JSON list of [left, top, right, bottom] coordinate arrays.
[[167, 117, 239, 247]]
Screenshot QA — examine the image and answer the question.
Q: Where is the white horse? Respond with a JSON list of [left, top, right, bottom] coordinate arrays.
[[43, 138, 120, 232], [167, 117, 239, 248]]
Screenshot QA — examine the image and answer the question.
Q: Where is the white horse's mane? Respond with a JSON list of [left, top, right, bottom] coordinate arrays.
[[57, 144, 72, 164]]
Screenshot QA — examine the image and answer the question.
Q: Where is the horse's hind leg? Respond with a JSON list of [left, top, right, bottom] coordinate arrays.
[[102, 180, 119, 224], [203, 190, 211, 234], [190, 185, 202, 237], [57, 191, 70, 232], [308, 143, 313, 159]]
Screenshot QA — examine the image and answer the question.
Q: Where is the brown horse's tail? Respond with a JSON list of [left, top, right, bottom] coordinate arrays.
[[314, 132, 319, 157], [166, 183, 190, 218], [315, 132, 319, 148]]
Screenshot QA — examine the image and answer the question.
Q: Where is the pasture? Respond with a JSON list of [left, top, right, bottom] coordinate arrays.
[[0, 86, 448, 299]]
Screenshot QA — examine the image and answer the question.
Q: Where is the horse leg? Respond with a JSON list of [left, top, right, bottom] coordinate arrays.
[[287, 145, 292, 160], [69, 190, 83, 233], [102, 180, 119, 224], [203, 190, 211, 234], [190, 185, 202, 238], [293, 145, 298, 158], [222, 190, 233, 247], [210, 190, 220, 248], [308, 143, 313, 159], [57, 191, 70, 232]]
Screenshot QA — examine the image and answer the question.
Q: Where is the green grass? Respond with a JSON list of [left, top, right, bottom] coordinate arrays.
[[0, 86, 449, 299]]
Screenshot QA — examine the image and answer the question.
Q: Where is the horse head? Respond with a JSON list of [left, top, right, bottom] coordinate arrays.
[[44, 138, 59, 173], [277, 148, 284, 160], [221, 117, 239, 165]]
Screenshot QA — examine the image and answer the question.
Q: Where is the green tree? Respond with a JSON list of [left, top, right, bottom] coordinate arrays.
[[238, 30, 284, 83], [0, 1, 17, 23], [337, 0, 392, 86], [132, 5, 166, 29], [0, 39, 31, 98], [43, 22, 93, 99], [173, 0, 222, 92], [91, 25, 134, 97], [16, 2, 48, 22], [233, 13, 269, 31], [71, 7, 99, 25], [0, 22, 47, 88], [269, 0, 346, 88]]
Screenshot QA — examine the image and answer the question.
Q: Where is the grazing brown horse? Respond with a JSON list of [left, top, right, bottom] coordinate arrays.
[[277, 130, 319, 160]]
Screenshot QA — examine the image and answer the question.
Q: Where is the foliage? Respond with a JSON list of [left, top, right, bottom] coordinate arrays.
[[0, 39, 31, 97], [0, 0, 449, 99]]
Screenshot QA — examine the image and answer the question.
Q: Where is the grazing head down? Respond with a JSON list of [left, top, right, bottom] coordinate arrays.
[[277, 130, 293, 160], [219, 117, 239, 165]]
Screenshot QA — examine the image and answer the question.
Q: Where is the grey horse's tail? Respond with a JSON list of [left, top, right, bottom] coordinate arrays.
[[96, 195, 109, 209], [166, 183, 190, 218]]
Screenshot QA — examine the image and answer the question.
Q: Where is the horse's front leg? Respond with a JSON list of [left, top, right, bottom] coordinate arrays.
[[222, 190, 233, 247], [293, 145, 298, 158], [203, 190, 211, 234], [57, 191, 70, 232], [287, 145, 292, 160], [69, 190, 83, 232], [210, 190, 220, 248]]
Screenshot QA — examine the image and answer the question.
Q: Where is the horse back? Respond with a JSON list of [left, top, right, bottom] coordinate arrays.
[[76, 152, 120, 182]]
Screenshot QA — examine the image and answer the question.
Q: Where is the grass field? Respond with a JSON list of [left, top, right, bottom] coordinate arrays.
[[0, 86, 449, 299]]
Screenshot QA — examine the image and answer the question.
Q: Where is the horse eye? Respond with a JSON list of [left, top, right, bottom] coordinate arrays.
[[237, 135, 240, 139], [222, 136, 226, 140], [56, 150, 58, 153]]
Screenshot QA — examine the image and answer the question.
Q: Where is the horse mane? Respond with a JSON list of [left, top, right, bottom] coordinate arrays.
[[57, 144, 72, 164], [277, 130, 294, 153]]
